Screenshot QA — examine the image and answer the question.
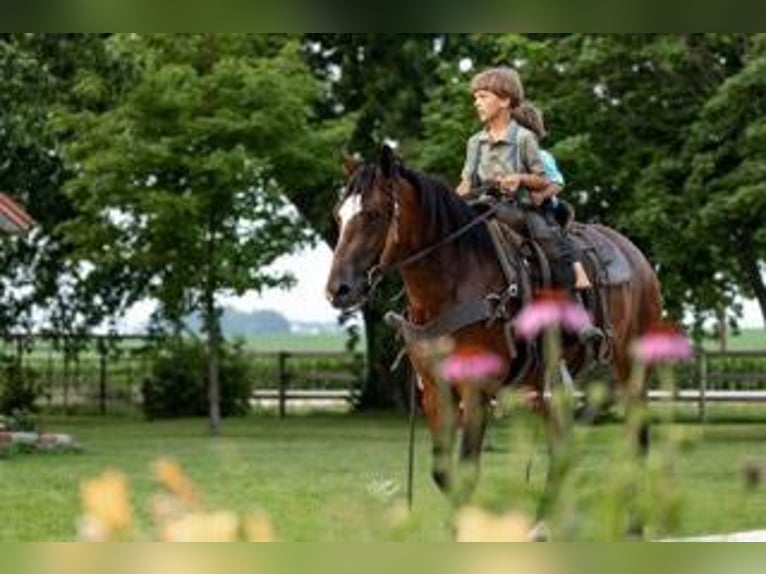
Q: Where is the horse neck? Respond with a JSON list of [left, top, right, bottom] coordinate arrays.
[[388, 180, 482, 320]]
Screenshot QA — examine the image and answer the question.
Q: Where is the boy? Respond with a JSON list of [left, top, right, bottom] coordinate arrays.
[[457, 67, 601, 343]]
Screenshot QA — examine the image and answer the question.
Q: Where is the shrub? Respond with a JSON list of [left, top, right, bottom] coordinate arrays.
[[0, 356, 40, 414], [141, 340, 252, 419]]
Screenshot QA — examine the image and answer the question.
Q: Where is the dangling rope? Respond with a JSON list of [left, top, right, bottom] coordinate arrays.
[[406, 366, 417, 510]]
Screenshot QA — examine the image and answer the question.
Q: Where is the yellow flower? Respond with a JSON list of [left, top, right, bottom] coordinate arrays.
[[243, 511, 277, 542], [454, 506, 532, 542], [79, 469, 133, 539], [153, 458, 198, 505], [160, 511, 241, 542]]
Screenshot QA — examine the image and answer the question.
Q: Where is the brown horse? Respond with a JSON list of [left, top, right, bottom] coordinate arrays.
[[326, 146, 663, 509]]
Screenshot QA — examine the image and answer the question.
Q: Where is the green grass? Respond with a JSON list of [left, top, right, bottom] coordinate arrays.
[[2, 408, 766, 541], [240, 333, 362, 353], [702, 328, 765, 351]]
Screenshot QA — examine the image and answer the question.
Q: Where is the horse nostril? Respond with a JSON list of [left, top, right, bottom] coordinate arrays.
[[335, 283, 352, 300]]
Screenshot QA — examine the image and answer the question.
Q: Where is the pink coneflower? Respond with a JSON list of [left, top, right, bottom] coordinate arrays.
[[439, 347, 504, 383], [514, 291, 591, 340], [632, 325, 692, 364]]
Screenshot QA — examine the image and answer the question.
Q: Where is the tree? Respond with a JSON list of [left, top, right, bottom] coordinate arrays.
[[302, 34, 454, 409], [416, 34, 762, 331], [59, 34, 345, 433], [0, 34, 126, 341], [681, 35, 766, 326]]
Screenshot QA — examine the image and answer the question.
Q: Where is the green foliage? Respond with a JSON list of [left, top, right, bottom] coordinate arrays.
[[0, 357, 40, 414], [56, 34, 350, 429], [0, 408, 37, 433], [141, 339, 252, 419], [0, 34, 120, 336]]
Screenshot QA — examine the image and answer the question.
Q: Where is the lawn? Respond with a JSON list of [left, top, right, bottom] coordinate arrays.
[[2, 409, 766, 541], [701, 328, 765, 351]]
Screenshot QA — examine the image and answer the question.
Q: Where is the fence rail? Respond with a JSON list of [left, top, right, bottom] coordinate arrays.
[[246, 350, 364, 417]]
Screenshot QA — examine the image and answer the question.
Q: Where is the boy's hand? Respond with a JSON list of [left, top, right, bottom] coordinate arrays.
[[498, 174, 522, 194], [530, 190, 546, 206]]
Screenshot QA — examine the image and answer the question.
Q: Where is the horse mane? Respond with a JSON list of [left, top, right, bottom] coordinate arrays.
[[397, 164, 495, 257], [343, 161, 494, 260]]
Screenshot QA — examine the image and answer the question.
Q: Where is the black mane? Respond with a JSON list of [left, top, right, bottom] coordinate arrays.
[[343, 161, 494, 259], [397, 164, 494, 256]]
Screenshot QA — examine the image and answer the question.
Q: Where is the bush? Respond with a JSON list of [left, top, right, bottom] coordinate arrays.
[[0, 357, 40, 414], [141, 340, 252, 419]]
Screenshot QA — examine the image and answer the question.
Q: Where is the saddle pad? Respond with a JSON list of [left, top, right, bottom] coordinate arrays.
[[569, 223, 632, 285]]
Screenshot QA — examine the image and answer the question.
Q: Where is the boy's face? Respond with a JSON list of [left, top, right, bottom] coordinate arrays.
[[473, 89, 510, 124]]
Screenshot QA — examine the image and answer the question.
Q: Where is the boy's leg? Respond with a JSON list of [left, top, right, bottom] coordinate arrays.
[[525, 210, 575, 289], [573, 260, 593, 290], [526, 210, 603, 343]]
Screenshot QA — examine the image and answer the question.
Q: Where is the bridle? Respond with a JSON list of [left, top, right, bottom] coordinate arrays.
[[364, 180, 505, 295]]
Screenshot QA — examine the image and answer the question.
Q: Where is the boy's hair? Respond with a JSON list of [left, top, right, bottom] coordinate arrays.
[[470, 67, 524, 108], [514, 102, 547, 139]]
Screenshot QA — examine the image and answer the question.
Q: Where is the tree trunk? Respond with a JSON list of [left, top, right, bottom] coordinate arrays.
[[204, 295, 222, 436], [737, 238, 766, 328], [716, 307, 728, 352], [204, 221, 222, 436]]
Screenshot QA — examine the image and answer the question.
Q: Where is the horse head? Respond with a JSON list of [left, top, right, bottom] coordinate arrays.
[[326, 145, 399, 310]]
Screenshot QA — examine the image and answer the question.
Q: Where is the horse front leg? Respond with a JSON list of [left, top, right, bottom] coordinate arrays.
[[454, 389, 492, 506], [421, 380, 458, 496]]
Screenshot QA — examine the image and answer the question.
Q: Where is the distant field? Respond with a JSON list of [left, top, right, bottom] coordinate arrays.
[[227, 326, 766, 354], [239, 332, 363, 353], [242, 328, 764, 354], [701, 328, 765, 351], [1, 327, 759, 357]]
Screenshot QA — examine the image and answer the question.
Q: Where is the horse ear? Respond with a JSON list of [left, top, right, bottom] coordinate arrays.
[[379, 144, 397, 179], [341, 150, 360, 179]]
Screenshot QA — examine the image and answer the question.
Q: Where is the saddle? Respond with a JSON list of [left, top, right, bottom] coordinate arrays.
[[483, 199, 635, 373], [568, 223, 632, 287]]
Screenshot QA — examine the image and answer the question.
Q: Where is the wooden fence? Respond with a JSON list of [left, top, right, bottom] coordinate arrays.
[[0, 333, 763, 420], [247, 351, 364, 417], [692, 349, 766, 421]]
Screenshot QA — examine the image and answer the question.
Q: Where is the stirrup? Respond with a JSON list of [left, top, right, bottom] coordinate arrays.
[[577, 324, 604, 344]]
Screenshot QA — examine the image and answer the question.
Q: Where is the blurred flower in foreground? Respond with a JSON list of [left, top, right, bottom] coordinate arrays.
[[515, 291, 591, 340], [79, 460, 276, 542], [455, 506, 533, 541], [161, 511, 240, 542], [153, 458, 198, 505], [439, 346, 504, 383], [79, 469, 133, 541], [632, 325, 692, 364], [243, 511, 277, 542]]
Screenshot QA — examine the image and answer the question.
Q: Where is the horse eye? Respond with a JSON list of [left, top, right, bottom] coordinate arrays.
[[364, 211, 383, 224]]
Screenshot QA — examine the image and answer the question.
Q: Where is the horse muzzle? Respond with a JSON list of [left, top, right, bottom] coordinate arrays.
[[325, 275, 371, 310]]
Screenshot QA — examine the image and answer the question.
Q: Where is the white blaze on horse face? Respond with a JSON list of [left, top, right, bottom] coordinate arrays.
[[338, 193, 363, 235]]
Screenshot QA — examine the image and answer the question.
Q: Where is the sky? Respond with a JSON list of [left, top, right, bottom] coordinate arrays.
[[123, 242, 764, 330], [223, 243, 340, 323], [122, 243, 343, 329]]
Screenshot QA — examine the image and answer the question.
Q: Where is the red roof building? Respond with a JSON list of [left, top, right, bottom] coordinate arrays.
[[0, 193, 35, 234]]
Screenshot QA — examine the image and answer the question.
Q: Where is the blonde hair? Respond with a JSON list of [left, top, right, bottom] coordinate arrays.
[[470, 67, 524, 108]]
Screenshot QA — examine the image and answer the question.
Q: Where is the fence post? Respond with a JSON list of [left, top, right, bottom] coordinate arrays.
[[278, 352, 289, 419], [698, 349, 708, 423]]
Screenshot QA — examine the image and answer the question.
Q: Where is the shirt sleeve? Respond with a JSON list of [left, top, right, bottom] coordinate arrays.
[[461, 135, 479, 181], [519, 131, 544, 176], [540, 150, 565, 187]]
